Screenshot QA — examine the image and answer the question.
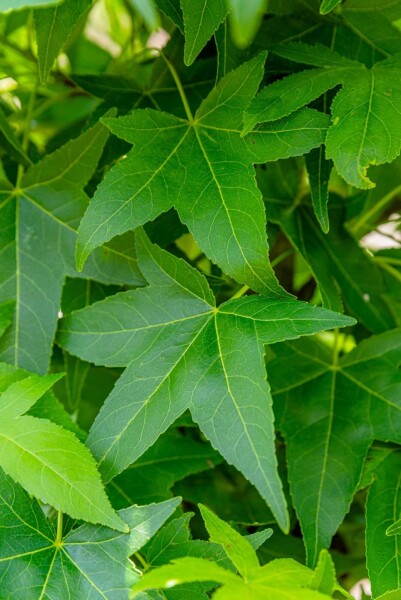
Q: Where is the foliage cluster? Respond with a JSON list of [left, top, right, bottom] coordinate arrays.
[[1, 0, 401, 598]]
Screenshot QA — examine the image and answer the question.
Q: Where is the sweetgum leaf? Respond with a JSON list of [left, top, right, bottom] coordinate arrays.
[[76, 54, 329, 296], [269, 329, 401, 566], [0, 373, 126, 531], [0, 469, 179, 599], [34, 0, 92, 83], [59, 230, 354, 532], [0, 112, 144, 374]]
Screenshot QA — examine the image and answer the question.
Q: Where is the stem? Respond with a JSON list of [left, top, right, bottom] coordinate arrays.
[[134, 551, 148, 571], [332, 328, 341, 367], [15, 82, 37, 188], [55, 511, 63, 546], [158, 52, 194, 122], [350, 183, 401, 237], [231, 284, 249, 299]]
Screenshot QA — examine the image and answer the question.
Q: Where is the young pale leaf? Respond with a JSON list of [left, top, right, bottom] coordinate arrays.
[[270, 329, 401, 566], [227, 0, 268, 48], [0, 373, 126, 531], [0, 372, 64, 418], [0, 113, 144, 374], [76, 54, 329, 296], [0, 0, 60, 8], [129, 0, 160, 30], [320, 0, 342, 14], [366, 448, 401, 597], [180, 0, 228, 65], [310, 550, 336, 595], [0, 470, 179, 598], [199, 504, 259, 577], [34, 0, 93, 83], [60, 230, 353, 532]]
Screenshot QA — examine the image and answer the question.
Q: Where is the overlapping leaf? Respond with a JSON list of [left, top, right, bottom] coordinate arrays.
[[59, 229, 353, 531], [0, 368, 127, 531], [76, 54, 329, 296], [0, 113, 144, 374], [0, 469, 179, 599], [244, 43, 401, 189], [366, 447, 401, 598], [269, 329, 401, 565], [34, 0, 93, 83], [134, 506, 340, 599]]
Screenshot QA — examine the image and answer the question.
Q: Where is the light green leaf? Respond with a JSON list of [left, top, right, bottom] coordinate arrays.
[[199, 504, 259, 577], [180, 0, 228, 65], [366, 448, 401, 597], [34, 0, 93, 83], [59, 230, 353, 531], [0, 469, 178, 598], [0, 0, 60, 9], [320, 0, 342, 14], [0, 372, 63, 418], [130, 0, 160, 30], [76, 55, 328, 296], [0, 113, 144, 374], [269, 329, 401, 566], [226, 0, 268, 48], [310, 550, 336, 595]]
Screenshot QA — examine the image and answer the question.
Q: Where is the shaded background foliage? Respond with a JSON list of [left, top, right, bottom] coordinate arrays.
[[0, 0, 401, 599]]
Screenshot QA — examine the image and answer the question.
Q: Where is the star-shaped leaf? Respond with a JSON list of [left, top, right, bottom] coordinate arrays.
[[76, 53, 329, 296], [58, 229, 353, 531], [0, 468, 180, 599], [0, 368, 127, 531], [0, 112, 144, 374], [133, 505, 340, 600], [268, 329, 401, 566], [244, 43, 401, 189]]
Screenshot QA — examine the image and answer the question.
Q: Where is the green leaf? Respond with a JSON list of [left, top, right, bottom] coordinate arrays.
[[366, 448, 401, 597], [320, 0, 342, 14], [0, 106, 31, 167], [199, 504, 259, 577], [0, 0, 60, 9], [326, 55, 401, 189], [0, 300, 14, 338], [269, 329, 401, 566], [76, 55, 329, 296], [226, 0, 268, 48], [59, 230, 353, 531], [0, 373, 127, 531], [305, 146, 333, 233], [110, 430, 223, 506], [266, 186, 395, 330], [129, 0, 160, 30], [0, 372, 63, 418], [34, 0, 93, 83], [310, 550, 336, 595], [180, 0, 228, 65], [0, 113, 144, 374], [244, 43, 401, 188], [0, 469, 179, 598]]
